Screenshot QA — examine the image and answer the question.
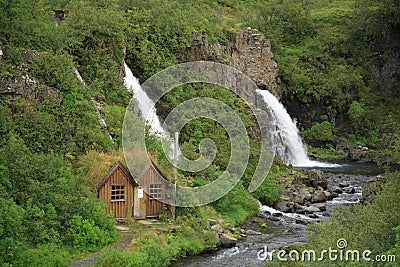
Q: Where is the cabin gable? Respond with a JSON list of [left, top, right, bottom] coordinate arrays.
[[97, 161, 167, 220], [97, 161, 134, 220]]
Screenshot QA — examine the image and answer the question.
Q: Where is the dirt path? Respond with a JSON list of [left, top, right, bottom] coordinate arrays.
[[67, 231, 135, 267], [66, 220, 164, 267]]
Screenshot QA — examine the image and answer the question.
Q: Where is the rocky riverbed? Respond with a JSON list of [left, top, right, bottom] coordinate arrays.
[[171, 164, 384, 267]]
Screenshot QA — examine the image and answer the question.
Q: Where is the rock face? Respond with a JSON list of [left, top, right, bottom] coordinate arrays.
[[0, 50, 62, 103], [228, 28, 280, 98], [0, 71, 62, 104], [180, 27, 281, 98], [336, 142, 374, 163]]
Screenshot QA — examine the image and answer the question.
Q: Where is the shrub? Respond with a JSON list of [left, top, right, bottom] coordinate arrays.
[[302, 121, 335, 144], [305, 171, 400, 266], [66, 215, 115, 251]]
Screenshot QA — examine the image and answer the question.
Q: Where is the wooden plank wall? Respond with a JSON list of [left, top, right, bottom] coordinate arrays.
[[138, 165, 166, 217], [98, 166, 133, 219]]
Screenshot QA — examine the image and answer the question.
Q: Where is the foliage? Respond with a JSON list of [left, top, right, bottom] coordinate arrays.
[[252, 164, 284, 205], [66, 215, 115, 250], [305, 171, 400, 266], [124, 0, 237, 79], [302, 121, 335, 144], [306, 145, 348, 160], [0, 129, 116, 264], [96, 211, 220, 267], [213, 182, 260, 225]]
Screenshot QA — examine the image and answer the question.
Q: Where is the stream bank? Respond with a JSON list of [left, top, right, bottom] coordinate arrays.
[[171, 163, 383, 267]]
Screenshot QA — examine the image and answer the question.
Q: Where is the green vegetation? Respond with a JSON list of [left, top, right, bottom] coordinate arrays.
[[268, 171, 400, 267], [306, 173, 400, 266], [96, 208, 220, 267], [243, 0, 400, 162]]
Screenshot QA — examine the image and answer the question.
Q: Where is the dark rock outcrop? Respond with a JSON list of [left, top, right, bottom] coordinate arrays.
[[0, 70, 62, 104], [336, 141, 374, 163], [0, 49, 62, 104], [180, 27, 280, 98]]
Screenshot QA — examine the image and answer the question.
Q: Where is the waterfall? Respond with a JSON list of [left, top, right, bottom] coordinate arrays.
[[123, 63, 180, 160], [256, 89, 335, 167], [73, 67, 114, 143], [123, 63, 166, 135]]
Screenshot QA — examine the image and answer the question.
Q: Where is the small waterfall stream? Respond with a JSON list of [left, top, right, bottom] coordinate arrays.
[[73, 67, 114, 143]]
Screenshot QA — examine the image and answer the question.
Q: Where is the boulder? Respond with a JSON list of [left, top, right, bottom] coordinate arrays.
[[246, 229, 263, 235], [304, 206, 321, 213], [211, 224, 224, 234], [293, 189, 312, 204], [311, 190, 326, 203], [342, 186, 355, 194], [268, 216, 280, 222], [306, 169, 328, 189], [324, 191, 333, 200], [339, 182, 349, 188], [296, 219, 309, 225], [219, 233, 237, 248], [331, 186, 343, 194], [274, 201, 295, 213], [312, 203, 327, 211]]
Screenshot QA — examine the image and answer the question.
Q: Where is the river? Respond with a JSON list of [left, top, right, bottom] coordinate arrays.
[[170, 162, 383, 267]]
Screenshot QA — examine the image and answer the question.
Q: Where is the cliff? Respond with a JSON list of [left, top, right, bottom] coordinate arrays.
[[180, 27, 281, 98]]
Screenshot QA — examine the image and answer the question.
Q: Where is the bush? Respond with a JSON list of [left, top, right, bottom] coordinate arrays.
[[302, 121, 335, 144], [66, 215, 115, 251], [305, 171, 400, 266]]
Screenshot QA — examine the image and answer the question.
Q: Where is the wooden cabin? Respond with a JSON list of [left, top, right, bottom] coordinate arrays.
[[97, 161, 167, 220]]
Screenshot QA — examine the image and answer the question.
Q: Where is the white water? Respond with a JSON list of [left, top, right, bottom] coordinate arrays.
[[73, 67, 114, 142], [123, 63, 166, 135], [256, 89, 336, 167], [259, 204, 317, 222]]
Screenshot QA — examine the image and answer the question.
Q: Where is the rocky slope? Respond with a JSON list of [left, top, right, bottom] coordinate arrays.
[[180, 27, 281, 98]]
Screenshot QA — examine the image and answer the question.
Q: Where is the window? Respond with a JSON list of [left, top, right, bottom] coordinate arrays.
[[111, 185, 125, 201], [149, 184, 162, 200]]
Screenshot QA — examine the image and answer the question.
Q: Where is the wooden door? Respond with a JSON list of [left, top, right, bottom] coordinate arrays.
[[146, 183, 164, 217]]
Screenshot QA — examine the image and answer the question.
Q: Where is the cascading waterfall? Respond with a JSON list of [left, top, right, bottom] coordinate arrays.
[[256, 89, 335, 167], [123, 63, 166, 135], [123, 63, 180, 160]]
